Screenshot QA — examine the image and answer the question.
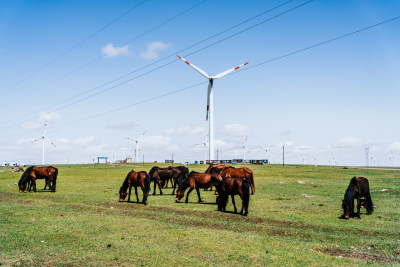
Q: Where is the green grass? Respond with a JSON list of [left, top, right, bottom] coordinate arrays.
[[1, 163, 399, 266]]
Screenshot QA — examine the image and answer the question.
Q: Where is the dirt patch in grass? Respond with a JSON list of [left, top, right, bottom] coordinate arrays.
[[319, 247, 400, 263]]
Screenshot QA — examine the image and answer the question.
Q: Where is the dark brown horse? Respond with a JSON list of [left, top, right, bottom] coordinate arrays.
[[119, 170, 151, 205], [149, 166, 183, 195], [175, 171, 223, 203], [220, 167, 255, 194], [214, 177, 250, 216], [18, 166, 58, 192], [342, 176, 373, 219], [170, 166, 189, 195]]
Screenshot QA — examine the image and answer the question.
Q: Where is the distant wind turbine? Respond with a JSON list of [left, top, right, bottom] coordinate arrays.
[[32, 120, 56, 165], [177, 55, 248, 162], [125, 131, 147, 162], [194, 136, 208, 164], [235, 136, 250, 161]]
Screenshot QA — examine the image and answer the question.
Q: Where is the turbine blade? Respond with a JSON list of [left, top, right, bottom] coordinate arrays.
[[32, 137, 44, 143], [44, 136, 56, 147], [206, 82, 211, 120], [177, 55, 210, 79], [212, 62, 248, 79]]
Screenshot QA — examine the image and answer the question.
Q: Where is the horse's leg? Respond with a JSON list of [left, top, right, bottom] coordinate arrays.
[[185, 188, 194, 203], [51, 178, 56, 192], [135, 187, 139, 203], [43, 179, 47, 190], [158, 181, 163, 195], [231, 195, 237, 213], [356, 197, 361, 219], [33, 180, 37, 192], [127, 187, 132, 203], [172, 181, 176, 195], [152, 180, 157, 195], [196, 188, 203, 203]]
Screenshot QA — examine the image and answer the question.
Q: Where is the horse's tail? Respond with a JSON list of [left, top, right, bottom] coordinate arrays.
[[144, 173, 151, 195], [365, 182, 374, 214], [249, 171, 255, 194], [242, 180, 250, 215], [51, 167, 58, 192], [18, 166, 35, 186]]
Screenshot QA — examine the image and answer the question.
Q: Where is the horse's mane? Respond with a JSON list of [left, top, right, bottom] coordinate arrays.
[[149, 166, 158, 176], [18, 166, 35, 186], [343, 177, 357, 204], [119, 171, 132, 194]]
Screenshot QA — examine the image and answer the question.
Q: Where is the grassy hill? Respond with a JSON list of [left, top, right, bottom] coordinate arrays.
[[1, 163, 399, 266]]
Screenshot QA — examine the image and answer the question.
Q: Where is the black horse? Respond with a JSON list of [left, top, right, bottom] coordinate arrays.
[[213, 177, 250, 216], [342, 176, 373, 219]]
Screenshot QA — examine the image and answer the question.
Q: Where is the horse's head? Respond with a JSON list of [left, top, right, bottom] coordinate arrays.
[[342, 199, 352, 219], [18, 181, 26, 192], [119, 187, 127, 202], [175, 188, 185, 202]]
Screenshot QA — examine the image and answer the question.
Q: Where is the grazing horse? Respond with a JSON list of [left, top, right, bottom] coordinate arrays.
[[175, 171, 223, 203], [119, 170, 151, 205], [169, 166, 189, 195], [149, 166, 182, 195], [342, 176, 373, 219], [214, 177, 250, 216], [18, 166, 58, 192], [220, 167, 255, 194]]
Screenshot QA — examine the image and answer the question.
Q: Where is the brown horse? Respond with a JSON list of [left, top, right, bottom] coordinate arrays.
[[342, 176, 373, 219], [204, 163, 230, 174], [220, 167, 255, 194], [149, 166, 185, 195], [214, 177, 250, 216], [175, 171, 223, 203], [18, 166, 58, 192], [119, 170, 151, 205]]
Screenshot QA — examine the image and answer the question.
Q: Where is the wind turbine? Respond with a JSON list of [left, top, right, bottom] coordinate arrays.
[[125, 131, 147, 162], [177, 55, 248, 162], [32, 120, 56, 165], [194, 137, 208, 164], [235, 136, 250, 161]]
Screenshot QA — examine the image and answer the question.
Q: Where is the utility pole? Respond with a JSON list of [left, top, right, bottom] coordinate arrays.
[[365, 148, 369, 167], [283, 145, 285, 167], [143, 155, 144, 166], [172, 154, 174, 166]]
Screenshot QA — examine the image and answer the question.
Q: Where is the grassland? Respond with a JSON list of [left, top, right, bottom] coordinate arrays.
[[1, 163, 399, 266]]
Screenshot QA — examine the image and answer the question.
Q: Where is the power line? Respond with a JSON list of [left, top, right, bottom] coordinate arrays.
[[45, 0, 313, 113], [0, 0, 301, 128], [13, 0, 208, 100], [1, 0, 147, 95], [52, 15, 400, 128]]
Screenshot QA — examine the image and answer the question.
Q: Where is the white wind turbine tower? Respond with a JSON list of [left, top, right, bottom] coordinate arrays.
[[32, 120, 56, 165], [125, 131, 147, 162], [235, 136, 250, 161], [177, 55, 248, 161], [194, 137, 208, 164]]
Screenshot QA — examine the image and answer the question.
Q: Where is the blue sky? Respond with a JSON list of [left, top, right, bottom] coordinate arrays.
[[0, 0, 399, 166]]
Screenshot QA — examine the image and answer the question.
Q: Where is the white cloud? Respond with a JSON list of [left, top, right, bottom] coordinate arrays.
[[102, 43, 131, 58], [73, 137, 95, 145], [141, 135, 171, 148], [163, 126, 206, 137], [220, 123, 251, 137], [334, 136, 371, 148], [387, 141, 400, 152], [140, 41, 170, 59], [21, 112, 61, 129]]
